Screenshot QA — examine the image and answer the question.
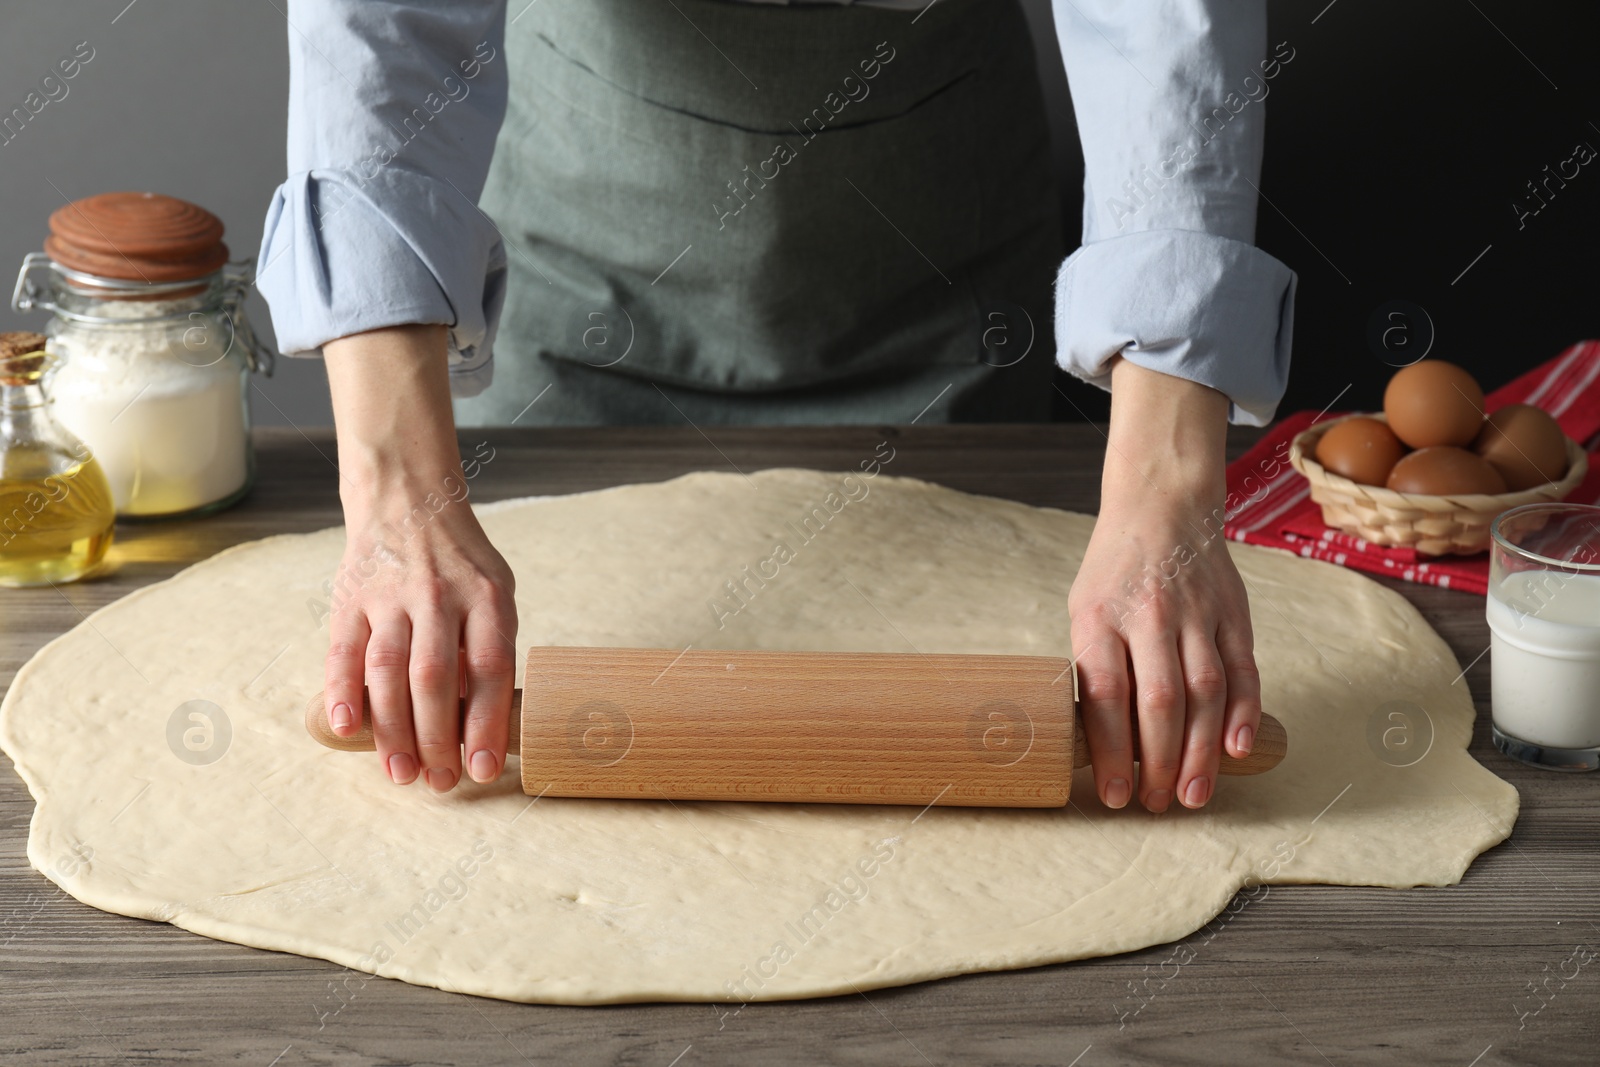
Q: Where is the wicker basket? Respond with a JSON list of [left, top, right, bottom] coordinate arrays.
[[1288, 413, 1588, 557]]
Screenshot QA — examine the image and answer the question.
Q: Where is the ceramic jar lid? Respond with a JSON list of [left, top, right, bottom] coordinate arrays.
[[45, 192, 229, 283]]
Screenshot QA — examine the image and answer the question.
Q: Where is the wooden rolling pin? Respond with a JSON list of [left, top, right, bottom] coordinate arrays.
[[304, 647, 1287, 808]]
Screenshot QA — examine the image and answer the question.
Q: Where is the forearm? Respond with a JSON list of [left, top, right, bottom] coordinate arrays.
[[1102, 358, 1229, 514], [325, 324, 465, 517]]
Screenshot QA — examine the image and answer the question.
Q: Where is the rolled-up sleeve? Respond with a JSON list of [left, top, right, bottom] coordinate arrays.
[[1051, 0, 1297, 426], [255, 0, 508, 397]]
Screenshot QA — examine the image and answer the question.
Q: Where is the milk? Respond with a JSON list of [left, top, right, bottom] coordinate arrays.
[[1486, 570, 1600, 749]]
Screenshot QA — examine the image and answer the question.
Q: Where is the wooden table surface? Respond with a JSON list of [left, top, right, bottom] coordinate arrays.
[[3, 425, 1596, 1067]]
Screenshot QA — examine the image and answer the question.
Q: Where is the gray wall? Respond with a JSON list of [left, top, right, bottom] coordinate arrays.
[[0, 1, 315, 426], [0, 0, 1074, 429]]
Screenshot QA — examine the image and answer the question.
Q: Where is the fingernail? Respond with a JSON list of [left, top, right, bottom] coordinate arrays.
[[1104, 777, 1131, 809], [387, 752, 417, 784], [1184, 777, 1211, 808], [469, 749, 498, 783], [425, 767, 457, 793], [331, 702, 353, 731], [1236, 725, 1254, 755], [1146, 789, 1171, 813]]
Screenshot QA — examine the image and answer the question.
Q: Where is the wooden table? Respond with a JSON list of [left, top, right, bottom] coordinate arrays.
[[3, 426, 1596, 1066]]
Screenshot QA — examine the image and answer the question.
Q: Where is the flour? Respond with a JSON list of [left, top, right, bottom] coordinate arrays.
[[48, 297, 249, 516]]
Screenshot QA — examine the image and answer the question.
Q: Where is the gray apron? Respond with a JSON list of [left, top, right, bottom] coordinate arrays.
[[454, 0, 1061, 427]]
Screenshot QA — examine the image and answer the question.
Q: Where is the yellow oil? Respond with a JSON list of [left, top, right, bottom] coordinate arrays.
[[0, 451, 116, 587]]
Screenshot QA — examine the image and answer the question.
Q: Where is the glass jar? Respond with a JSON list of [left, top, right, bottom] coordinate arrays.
[[9, 192, 274, 520]]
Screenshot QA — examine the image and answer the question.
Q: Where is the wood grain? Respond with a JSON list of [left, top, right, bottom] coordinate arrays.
[[3, 425, 1597, 1066], [518, 647, 1076, 807]]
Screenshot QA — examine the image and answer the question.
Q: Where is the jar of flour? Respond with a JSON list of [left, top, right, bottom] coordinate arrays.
[[11, 192, 273, 518]]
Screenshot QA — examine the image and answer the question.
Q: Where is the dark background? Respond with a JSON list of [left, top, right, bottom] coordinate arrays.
[[1243, 0, 1599, 417], [0, 1, 1595, 427]]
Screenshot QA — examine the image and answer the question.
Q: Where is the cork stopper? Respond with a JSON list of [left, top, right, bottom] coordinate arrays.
[[0, 330, 50, 386], [44, 192, 229, 283]]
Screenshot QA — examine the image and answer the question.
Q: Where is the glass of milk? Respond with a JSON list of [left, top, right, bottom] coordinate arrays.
[[1486, 503, 1600, 771]]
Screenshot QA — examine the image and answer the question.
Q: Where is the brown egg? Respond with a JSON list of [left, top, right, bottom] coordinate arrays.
[[1383, 361, 1486, 448], [1386, 446, 1508, 495], [1314, 416, 1407, 486], [1473, 403, 1568, 490]]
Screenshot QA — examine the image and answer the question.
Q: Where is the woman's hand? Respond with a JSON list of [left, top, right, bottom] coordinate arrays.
[[322, 325, 518, 792], [1067, 359, 1262, 813]]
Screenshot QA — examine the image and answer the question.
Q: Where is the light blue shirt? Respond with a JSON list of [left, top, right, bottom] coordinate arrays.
[[257, 0, 1296, 425]]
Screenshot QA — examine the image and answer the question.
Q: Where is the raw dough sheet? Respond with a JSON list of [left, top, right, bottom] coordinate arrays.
[[0, 470, 1517, 1004]]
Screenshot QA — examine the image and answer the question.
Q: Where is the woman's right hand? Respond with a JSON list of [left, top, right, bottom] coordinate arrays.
[[1068, 359, 1260, 814], [322, 325, 518, 793]]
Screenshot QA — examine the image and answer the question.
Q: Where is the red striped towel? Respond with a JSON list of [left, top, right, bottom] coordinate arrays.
[[1223, 340, 1600, 595]]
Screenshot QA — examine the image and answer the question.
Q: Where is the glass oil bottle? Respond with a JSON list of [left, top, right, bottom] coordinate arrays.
[[0, 331, 115, 586]]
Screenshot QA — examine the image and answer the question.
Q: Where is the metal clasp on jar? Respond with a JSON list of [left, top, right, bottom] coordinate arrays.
[[219, 262, 275, 376], [11, 252, 275, 376]]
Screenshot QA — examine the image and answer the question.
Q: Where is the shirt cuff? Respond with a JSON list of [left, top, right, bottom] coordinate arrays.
[[1053, 229, 1297, 427], [254, 167, 507, 397]]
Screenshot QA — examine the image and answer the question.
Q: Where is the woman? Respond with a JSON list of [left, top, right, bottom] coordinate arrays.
[[258, 0, 1296, 815]]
